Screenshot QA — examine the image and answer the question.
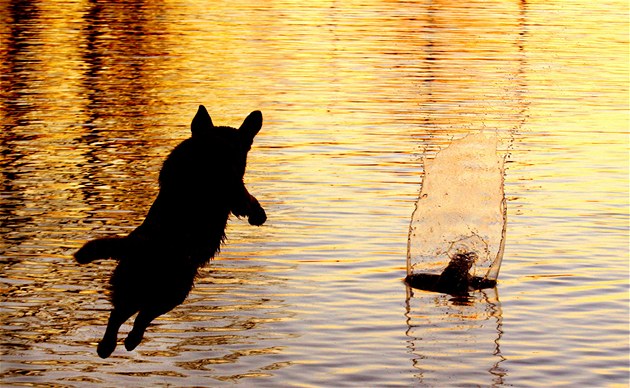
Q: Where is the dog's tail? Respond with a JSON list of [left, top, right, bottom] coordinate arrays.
[[75, 237, 129, 264]]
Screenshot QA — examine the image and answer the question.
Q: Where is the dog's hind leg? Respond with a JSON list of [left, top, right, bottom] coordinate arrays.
[[97, 306, 137, 358], [124, 308, 166, 351], [124, 304, 178, 351]]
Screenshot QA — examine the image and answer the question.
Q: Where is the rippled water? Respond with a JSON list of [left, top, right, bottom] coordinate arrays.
[[1, 1, 628, 386]]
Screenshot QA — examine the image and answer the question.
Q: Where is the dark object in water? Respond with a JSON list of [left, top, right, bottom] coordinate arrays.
[[405, 252, 496, 295], [435, 252, 476, 294]]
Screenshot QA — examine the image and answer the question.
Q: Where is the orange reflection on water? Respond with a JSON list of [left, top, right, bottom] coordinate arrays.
[[0, 0, 628, 386]]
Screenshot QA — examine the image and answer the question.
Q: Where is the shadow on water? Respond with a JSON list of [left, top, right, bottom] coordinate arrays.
[[0, 0, 168, 259], [0, 0, 41, 262], [404, 285, 507, 386], [80, 0, 161, 124], [76, 0, 165, 209]]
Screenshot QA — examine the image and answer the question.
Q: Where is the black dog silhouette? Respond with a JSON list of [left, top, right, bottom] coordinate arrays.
[[75, 105, 266, 358]]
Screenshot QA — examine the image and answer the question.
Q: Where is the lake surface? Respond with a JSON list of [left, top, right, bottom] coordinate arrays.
[[1, 0, 628, 386]]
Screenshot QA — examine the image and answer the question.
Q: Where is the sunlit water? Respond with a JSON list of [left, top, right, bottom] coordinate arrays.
[[1, 1, 628, 387]]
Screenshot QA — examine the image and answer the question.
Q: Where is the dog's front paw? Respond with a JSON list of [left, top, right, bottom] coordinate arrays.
[[248, 207, 266, 226], [74, 240, 99, 264]]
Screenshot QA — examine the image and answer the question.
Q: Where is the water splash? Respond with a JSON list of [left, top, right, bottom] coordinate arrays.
[[407, 132, 506, 290]]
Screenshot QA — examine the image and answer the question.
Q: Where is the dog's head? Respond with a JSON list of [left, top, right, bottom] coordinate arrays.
[[190, 105, 262, 177]]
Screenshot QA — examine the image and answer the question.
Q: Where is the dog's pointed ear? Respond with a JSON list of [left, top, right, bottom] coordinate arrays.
[[191, 105, 213, 136], [239, 110, 262, 144]]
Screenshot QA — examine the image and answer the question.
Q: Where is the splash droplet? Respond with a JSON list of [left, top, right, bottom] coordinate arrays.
[[406, 132, 506, 292]]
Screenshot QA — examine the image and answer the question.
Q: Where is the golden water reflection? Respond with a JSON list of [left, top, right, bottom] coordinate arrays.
[[405, 286, 506, 386], [1, 0, 628, 386]]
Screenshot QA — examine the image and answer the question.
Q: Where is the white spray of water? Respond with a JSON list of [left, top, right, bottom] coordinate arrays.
[[407, 132, 506, 281]]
